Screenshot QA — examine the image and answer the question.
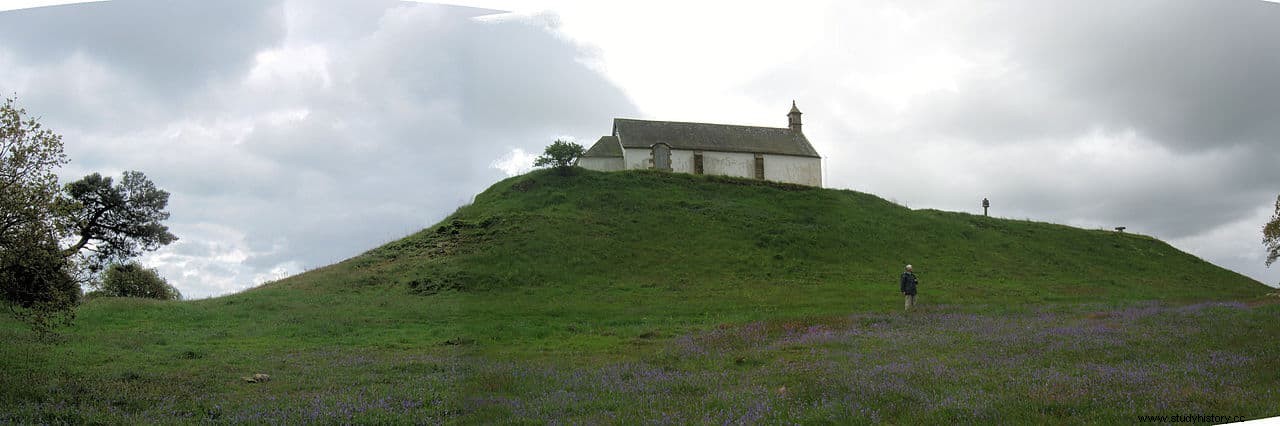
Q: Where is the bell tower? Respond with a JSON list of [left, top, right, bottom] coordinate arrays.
[[787, 100, 803, 133]]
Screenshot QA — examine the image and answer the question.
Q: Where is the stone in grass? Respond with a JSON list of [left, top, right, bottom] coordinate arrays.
[[242, 373, 271, 383], [442, 337, 475, 346]]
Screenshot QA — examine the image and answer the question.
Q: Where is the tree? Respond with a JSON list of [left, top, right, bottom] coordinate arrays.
[[0, 226, 80, 334], [95, 262, 180, 300], [533, 139, 585, 175], [1, 97, 67, 251], [58, 171, 178, 271], [1, 97, 77, 334], [0, 97, 177, 334], [1265, 194, 1280, 268]]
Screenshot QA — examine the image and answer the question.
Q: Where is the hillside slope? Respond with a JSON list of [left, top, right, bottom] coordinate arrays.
[[233, 167, 1270, 354], [279, 168, 1264, 305]]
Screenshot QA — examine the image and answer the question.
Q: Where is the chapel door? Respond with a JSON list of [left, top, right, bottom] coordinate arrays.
[[652, 143, 672, 171]]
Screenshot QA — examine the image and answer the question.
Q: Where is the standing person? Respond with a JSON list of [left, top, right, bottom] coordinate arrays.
[[900, 265, 918, 311]]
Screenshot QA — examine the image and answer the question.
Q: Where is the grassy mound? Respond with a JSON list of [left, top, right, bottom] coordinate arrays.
[[244, 167, 1265, 352], [302, 168, 1262, 301]]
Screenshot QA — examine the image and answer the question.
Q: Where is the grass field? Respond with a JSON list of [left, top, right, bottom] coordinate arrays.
[[2, 169, 1276, 423]]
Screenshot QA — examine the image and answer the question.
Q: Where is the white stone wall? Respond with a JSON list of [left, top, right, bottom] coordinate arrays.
[[699, 151, 756, 179], [623, 148, 652, 170], [762, 154, 822, 187], [619, 146, 821, 187], [669, 149, 697, 174], [578, 156, 625, 171]]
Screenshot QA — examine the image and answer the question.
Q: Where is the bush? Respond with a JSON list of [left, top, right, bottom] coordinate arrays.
[[533, 139, 585, 176], [0, 229, 80, 335], [98, 262, 181, 300]]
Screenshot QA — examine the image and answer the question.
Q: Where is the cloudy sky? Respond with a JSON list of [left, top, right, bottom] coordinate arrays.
[[2, 0, 1277, 297]]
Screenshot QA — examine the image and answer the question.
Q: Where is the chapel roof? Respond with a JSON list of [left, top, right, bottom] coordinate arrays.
[[582, 135, 623, 158], [608, 118, 820, 158]]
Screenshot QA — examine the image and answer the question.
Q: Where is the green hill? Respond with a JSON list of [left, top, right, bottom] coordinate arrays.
[[2, 168, 1274, 424], [234, 167, 1265, 353], [318, 168, 1262, 297], [297, 168, 1259, 300], [261, 168, 1265, 351]]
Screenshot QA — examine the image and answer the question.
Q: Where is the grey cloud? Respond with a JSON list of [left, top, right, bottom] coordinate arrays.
[[863, 137, 1280, 240], [909, 80, 1090, 144], [453, 15, 638, 134], [0, 0, 287, 136], [989, 150, 1279, 239], [282, 0, 503, 45], [922, 0, 1280, 150], [0, 0, 285, 95]]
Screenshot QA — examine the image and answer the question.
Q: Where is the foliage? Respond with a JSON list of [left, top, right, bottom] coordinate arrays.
[[96, 262, 181, 300], [58, 171, 178, 271], [0, 97, 176, 334], [1264, 194, 1280, 269], [0, 227, 78, 336], [0, 97, 75, 334], [0, 97, 68, 249], [532, 139, 585, 175]]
